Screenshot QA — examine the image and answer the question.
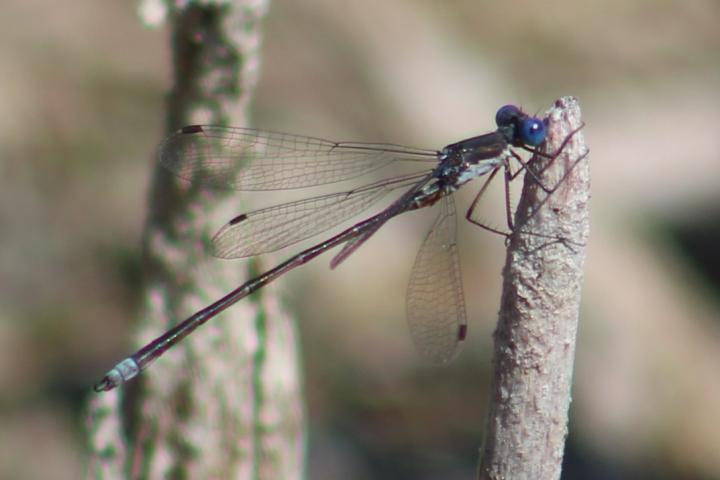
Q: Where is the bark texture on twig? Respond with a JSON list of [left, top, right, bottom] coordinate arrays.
[[86, 2, 306, 479], [478, 97, 590, 480]]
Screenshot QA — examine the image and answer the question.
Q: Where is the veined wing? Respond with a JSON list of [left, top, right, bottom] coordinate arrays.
[[406, 195, 467, 364], [328, 175, 432, 269], [213, 172, 432, 259], [159, 125, 438, 191]]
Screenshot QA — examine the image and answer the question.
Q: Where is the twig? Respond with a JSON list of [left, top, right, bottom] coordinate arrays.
[[86, 2, 306, 479], [478, 97, 590, 480]]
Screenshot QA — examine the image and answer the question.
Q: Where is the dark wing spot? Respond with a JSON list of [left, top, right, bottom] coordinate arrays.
[[457, 324, 467, 341], [181, 125, 204, 134], [229, 213, 248, 225]]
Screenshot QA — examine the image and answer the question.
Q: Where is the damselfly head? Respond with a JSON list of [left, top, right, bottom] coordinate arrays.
[[519, 116, 545, 147], [495, 104, 523, 128], [495, 105, 546, 148]]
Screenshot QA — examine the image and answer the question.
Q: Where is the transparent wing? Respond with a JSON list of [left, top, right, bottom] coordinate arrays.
[[213, 172, 431, 259], [406, 195, 467, 364], [329, 175, 432, 269], [159, 125, 438, 191]]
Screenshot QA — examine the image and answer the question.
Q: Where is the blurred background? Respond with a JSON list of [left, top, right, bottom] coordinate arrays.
[[2, 0, 720, 478]]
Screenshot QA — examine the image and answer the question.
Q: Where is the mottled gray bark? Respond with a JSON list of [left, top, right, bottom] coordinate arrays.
[[478, 97, 589, 480], [86, 1, 306, 479]]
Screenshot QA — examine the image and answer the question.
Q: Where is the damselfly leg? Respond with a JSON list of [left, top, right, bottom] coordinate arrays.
[[465, 120, 588, 241]]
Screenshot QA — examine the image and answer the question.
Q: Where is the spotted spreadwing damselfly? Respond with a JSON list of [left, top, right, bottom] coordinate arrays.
[[94, 104, 584, 392]]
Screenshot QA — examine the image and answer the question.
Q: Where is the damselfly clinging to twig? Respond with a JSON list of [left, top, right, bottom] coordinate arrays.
[[94, 104, 583, 392]]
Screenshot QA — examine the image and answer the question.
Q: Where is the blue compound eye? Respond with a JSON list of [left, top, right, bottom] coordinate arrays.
[[495, 104, 522, 127], [520, 117, 546, 146]]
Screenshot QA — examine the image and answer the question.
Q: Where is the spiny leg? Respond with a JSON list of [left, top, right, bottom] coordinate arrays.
[[465, 161, 522, 240], [509, 123, 590, 248], [518, 122, 586, 194], [498, 123, 585, 194], [465, 139, 589, 249], [525, 121, 585, 166], [465, 166, 512, 238]]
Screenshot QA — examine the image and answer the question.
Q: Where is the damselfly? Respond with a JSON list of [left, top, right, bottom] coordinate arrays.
[[94, 104, 579, 392]]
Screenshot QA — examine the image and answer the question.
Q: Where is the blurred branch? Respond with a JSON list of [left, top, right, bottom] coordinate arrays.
[[87, 1, 306, 479], [478, 97, 590, 480]]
